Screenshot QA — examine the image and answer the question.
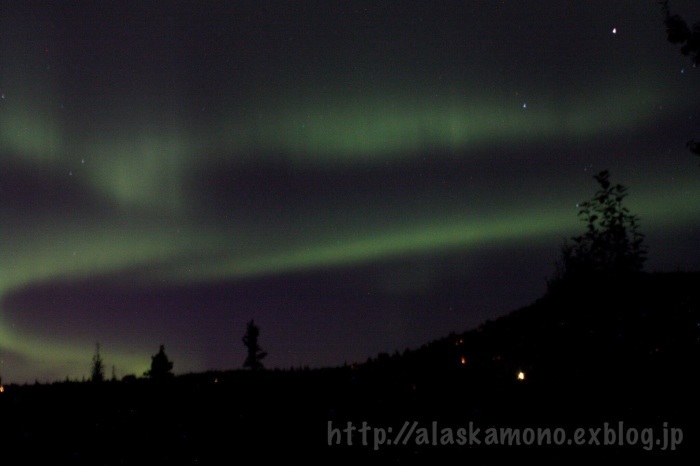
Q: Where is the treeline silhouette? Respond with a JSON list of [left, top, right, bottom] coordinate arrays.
[[85, 320, 265, 384], [0, 172, 697, 464]]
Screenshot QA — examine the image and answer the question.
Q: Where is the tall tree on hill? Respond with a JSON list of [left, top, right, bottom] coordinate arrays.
[[552, 170, 646, 287], [242, 320, 267, 371]]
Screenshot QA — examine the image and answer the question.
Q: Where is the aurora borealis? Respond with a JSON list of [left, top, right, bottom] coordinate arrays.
[[2, 1, 700, 383]]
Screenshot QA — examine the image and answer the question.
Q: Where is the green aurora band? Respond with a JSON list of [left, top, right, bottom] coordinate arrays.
[[2, 74, 700, 382]]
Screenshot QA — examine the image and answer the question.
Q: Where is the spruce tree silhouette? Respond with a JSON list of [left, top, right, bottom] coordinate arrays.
[[144, 344, 174, 380], [90, 342, 104, 383], [552, 170, 646, 287], [242, 320, 267, 371]]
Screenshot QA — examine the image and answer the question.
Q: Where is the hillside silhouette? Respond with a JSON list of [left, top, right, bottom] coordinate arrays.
[[1, 172, 696, 464], [0, 270, 697, 464]]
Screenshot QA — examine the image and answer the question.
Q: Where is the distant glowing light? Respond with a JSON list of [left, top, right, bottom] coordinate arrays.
[[522, 103, 527, 109], [612, 27, 617, 34], [517, 371, 525, 381], [0, 385, 4, 393], [461, 356, 467, 365]]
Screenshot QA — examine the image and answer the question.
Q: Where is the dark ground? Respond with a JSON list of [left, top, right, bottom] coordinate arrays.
[[1, 271, 698, 465]]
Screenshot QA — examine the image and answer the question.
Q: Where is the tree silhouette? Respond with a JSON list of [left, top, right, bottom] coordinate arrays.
[[662, 0, 700, 67], [242, 320, 267, 371], [90, 342, 104, 383], [661, 0, 700, 155], [553, 170, 646, 285], [144, 344, 174, 380]]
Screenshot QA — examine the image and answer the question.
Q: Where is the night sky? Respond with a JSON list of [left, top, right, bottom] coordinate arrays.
[[2, 0, 700, 384]]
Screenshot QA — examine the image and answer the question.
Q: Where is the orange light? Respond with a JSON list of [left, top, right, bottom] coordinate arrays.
[[517, 371, 525, 381], [460, 356, 467, 365], [0, 385, 4, 393]]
